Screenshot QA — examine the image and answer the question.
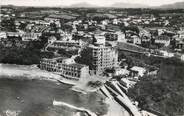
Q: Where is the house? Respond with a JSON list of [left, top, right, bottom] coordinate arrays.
[[91, 30, 106, 45], [60, 32, 72, 41], [178, 30, 184, 39], [40, 57, 89, 81], [104, 31, 126, 42], [154, 35, 170, 46], [175, 40, 184, 51], [132, 35, 141, 45], [139, 28, 151, 38], [113, 19, 121, 25], [130, 66, 146, 77], [159, 50, 174, 58], [101, 20, 109, 25], [127, 35, 141, 45], [116, 31, 126, 42], [22, 33, 41, 41], [48, 36, 57, 44], [141, 35, 151, 43], [0, 32, 7, 40], [6, 32, 21, 37], [94, 34, 106, 45], [48, 40, 80, 50], [181, 54, 184, 61], [105, 32, 118, 41], [157, 28, 166, 36], [114, 68, 130, 76]]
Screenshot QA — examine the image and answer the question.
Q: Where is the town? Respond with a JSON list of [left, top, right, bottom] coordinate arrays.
[[0, 5, 184, 116]]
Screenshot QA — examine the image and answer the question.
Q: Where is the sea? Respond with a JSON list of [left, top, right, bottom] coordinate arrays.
[[0, 77, 108, 116]]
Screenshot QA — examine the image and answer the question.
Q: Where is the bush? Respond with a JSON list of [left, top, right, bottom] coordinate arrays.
[[127, 59, 184, 116], [87, 81, 103, 88]]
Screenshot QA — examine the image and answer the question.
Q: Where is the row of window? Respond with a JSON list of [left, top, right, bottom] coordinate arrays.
[[41, 62, 83, 70], [41, 66, 81, 78], [63, 71, 80, 78], [41, 64, 81, 71]]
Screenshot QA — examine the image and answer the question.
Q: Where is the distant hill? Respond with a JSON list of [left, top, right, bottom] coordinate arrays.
[[67, 2, 149, 8], [158, 2, 184, 9], [2, 1, 184, 9], [110, 2, 149, 8], [68, 2, 99, 8]]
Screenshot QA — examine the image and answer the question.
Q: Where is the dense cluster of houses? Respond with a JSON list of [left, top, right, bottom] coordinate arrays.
[[1, 7, 184, 81]]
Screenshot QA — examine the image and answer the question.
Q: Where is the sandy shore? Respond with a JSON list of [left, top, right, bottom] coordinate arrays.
[[0, 63, 110, 93], [0, 63, 94, 90], [0, 63, 61, 81]]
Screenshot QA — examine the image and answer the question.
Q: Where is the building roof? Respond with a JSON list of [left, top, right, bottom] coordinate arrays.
[[68, 63, 87, 69], [130, 66, 146, 72], [42, 57, 68, 62], [155, 35, 170, 41]]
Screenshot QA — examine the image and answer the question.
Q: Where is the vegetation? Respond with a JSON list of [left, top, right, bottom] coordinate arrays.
[[58, 49, 78, 57], [1, 18, 16, 32], [0, 36, 52, 65], [119, 51, 163, 70], [75, 48, 94, 69], [0, 45, 40, 65], [87, 81, 103, 88], [128, 58, 184, 116]]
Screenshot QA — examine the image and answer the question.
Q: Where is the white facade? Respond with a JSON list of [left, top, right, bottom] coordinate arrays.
[[115, 68, 130, 76], [159, 50, 174, 58], [132, 35, 141, 45], [116, 31, 126, 42], [88, 44, 118, 75], [0, 32, 7, 40], [22, 33, 41, 41], [130, 66, 146, 77], [40, 57, 89, 81], [181, 54, 184, 61], [94, 34, 106, 45]]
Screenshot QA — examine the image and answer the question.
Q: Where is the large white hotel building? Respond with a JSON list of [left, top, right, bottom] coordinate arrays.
[[40, 57, 89, 81]]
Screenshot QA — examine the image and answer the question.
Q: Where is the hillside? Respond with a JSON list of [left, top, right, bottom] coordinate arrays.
[[110, 2, 149, 8], [158, 2, 184, 9], [128, 58, 184, 116], [68, 2, 99, 8]]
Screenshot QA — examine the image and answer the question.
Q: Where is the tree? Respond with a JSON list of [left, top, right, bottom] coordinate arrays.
[[75, 48, 93, 69], [1, 18, 16, 32], [128, 58, 184, 116]]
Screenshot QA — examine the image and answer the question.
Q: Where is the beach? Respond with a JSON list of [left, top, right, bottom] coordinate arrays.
[[0, 63, 129, 116]]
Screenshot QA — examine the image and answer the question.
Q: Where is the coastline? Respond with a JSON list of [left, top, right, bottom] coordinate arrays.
[[0, 63, 131, 116], [0, 63, 107, 92], [0, 63, 61, 81]]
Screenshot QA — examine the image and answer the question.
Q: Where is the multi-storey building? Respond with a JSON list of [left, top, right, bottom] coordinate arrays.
[[22, 32, 41, 41], [105, 33, 118, 41], [105, 32, 126, 42], [154, 35, 170, 46], [87, 44, 118, 75], [0, 32, 7, 40], [40, 57, 89, 81], [48, 40, 80, 50]]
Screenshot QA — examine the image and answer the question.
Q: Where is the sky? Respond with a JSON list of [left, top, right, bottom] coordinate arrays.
[[1, 0, 184, 7]]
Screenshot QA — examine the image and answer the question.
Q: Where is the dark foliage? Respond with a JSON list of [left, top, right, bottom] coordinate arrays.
[[128, 58, 184, 116], [1, 18, 16, 32], [0, 35, 51, 65], [75, 48, 94, 69]]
